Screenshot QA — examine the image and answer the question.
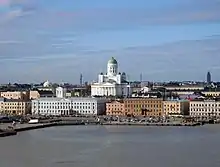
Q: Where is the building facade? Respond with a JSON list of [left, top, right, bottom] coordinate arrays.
[[163, 99, 189, 116], [31, 97, 108, 116], [106, 100, 125, 116], [123, 98, 163, 117], [91, 57, 132, 97], [190, 99, 220, 117], [0, 98, 31, 115], [202, 91, 220, 97], [56, 87, 67, 98], [29, 91, 40, 100], [0, 91, 30, 100]]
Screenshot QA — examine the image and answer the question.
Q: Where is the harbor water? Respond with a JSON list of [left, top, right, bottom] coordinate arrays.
[[0, 125, 220, 167]]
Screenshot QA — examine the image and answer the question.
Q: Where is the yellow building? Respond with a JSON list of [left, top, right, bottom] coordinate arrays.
[[29, 91, 40, 99], [124, 98, 164, 117], [0, 91, 30, 100], [0, 90, 44, 100], [0, 98, 31, 115], [106, 100, 125, 116], [202, 91, 220, 97], [163, 99, 189, 116]]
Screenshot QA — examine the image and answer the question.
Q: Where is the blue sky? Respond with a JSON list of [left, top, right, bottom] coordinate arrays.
[[0, 0, 220, 83]]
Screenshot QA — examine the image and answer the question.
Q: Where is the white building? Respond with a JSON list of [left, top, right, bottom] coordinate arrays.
[[190, 99, 220, 117], [91, 57, 132, 97], [56, 87, 67, 98], [31, 97, 108, 116], [69, 97, 107, 115]]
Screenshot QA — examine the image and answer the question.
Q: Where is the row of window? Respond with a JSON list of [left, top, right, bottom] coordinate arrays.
[[164, 108, 180, 111], [0, 103, 28, 105], [107, 108, 124, 111], [125, 101, 162, 104], [164, 105, 180, 107], [33, 102, 96, 105], [36, 110, 96, 114], [125, 104, 162, 108], [35, 105, 95, 110], [191, 113, 220, 116], [190, 109, 220, 112], [125, 109, 161, 112], [191, 104, 220, 107], [3, 107, 26, 109]]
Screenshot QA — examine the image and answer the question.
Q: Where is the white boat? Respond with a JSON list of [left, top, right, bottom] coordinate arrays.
[[28, 119, 39, 124]]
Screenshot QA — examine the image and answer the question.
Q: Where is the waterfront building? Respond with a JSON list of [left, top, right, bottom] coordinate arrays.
[[163, 99, 189, 116], [106, 98, 164, 117], [70, 97, 108, 115], [106, 100, 125, 116], [0, 98, 31, 115], [31, 97, 108, 116], [91, 57, 132, 97], [32, 98, 72, 116], [124, 98, 164, 117], [189, 98, 220, 117]]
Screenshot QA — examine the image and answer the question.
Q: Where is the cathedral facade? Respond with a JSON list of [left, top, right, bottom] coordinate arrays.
[[91, 57, 132, 97]]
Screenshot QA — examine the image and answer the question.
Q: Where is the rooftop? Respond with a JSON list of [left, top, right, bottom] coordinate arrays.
[[108, 57, 118, 64], [190, 98, 220, 102], [164, 98, 189, 102], [33, 97, 108, 101]]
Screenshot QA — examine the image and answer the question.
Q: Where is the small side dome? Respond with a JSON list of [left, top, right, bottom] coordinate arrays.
[[43, 80, 51, 87], [122, 72, 126, 75], [100, 72, 103, 75], [108, 57, 118, 64], [118, 72, 121, 75]]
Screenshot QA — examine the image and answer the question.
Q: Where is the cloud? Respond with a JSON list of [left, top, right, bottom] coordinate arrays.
[[0, 0, 37, 24], [1, 0, 219, 30], [1, 36, 220, 82], [33, 1, 220, 30], [0, 0, 220, 82], [0, 0, 9, 6], [0, 40, 23, 44]]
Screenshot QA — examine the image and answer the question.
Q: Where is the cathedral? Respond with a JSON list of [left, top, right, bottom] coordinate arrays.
[[91, 57, 132, 97]]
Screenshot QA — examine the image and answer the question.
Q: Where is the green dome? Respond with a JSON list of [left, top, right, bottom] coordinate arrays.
[[108, 57, 118, 64]]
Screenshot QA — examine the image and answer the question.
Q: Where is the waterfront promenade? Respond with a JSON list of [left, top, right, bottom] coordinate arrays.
[[0, 116, 205, 137]]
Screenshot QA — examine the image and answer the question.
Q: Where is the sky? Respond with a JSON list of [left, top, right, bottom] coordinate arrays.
[[0, 0, 220, 84]]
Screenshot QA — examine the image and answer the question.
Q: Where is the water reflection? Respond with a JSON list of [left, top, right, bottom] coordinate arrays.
[[0, 125, 220, 167]]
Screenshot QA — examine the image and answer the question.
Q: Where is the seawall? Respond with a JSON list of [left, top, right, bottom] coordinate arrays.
[[0, 130, 17, 137], [0, 121, 203, 137]]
